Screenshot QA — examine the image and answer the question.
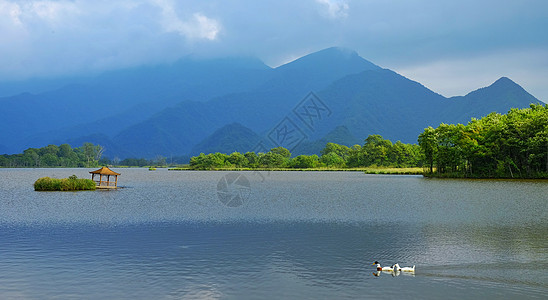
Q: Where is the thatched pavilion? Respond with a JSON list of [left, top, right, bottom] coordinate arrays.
[[89, 167, 120, 189]]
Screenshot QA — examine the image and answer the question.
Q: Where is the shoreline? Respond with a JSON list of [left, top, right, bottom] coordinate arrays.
[[168, 167, 425, 175]]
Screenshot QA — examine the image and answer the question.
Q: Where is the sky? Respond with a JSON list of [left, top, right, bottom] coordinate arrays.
[[1, 0, 547, 101]]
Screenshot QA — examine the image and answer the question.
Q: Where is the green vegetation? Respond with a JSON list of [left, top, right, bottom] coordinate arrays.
[[362, 167, 424, 175], [419, 104, 548, 178], [34, 175, 96, 191], [1, 143, 105, 168], [6, 104, 546, 180], [188, 137, 423, 170]]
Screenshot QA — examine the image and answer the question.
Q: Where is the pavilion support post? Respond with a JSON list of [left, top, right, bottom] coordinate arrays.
[[90, 167, 121, 189]]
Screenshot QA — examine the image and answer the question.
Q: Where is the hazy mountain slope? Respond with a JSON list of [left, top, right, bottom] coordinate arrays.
[[441, 77, 541, 123], [311, 69, 449, 144], [293, 126, 361, 156], [1, 47, 541, 159], [1, 56, 272, 154], [309, 71, 540, 145], [190, 123, 262, 155], [112, 48, 383, 157]]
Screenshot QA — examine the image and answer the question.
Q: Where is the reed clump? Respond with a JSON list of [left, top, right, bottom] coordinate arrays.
[[34, 175, 96, 191]]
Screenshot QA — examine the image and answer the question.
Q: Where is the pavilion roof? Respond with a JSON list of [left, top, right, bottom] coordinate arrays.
[[89, 167, 121, 176]]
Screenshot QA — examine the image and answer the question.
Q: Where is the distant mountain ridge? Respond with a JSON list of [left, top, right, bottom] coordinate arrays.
[[0, 47, 541, 159]]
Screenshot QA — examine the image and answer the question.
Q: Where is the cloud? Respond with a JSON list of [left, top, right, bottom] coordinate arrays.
[[315, 0, 349, 19], [153, 0, 220, 40], [0, 0, 546, 101], [0, 0, 222, 79], [393, 48, 548, 102]]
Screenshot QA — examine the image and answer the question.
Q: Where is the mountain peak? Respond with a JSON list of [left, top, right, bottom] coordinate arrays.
[[491, 76, 518, 88], [458, 77, 539, 110], [467, 76, 535, 98], [277, 47, 380, 72]]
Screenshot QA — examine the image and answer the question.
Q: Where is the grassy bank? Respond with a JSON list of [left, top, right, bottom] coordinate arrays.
[[362, 167, 424, 175], [422, 172, 548, 179], [169, 166, 424, 175], [34, 175, 96, 191]]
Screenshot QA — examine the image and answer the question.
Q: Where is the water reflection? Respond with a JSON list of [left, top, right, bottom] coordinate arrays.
[[373, 270, 415, 277], [0, 169, 547, 299]]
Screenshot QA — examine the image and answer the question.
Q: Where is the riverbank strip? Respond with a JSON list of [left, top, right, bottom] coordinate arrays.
[[168, 167, 425, 175]]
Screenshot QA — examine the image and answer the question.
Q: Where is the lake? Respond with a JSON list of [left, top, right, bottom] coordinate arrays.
[[0, 168, 547, 299]]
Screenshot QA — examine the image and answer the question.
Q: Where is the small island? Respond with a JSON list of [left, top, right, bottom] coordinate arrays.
[[34, 175, 96, 191]]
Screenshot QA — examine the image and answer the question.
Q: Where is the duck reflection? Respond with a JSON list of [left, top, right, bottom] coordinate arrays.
[[373, 270, 401, 277]]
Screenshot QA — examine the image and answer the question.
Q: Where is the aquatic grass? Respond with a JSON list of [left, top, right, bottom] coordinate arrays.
[[34, 175, 96, 191]]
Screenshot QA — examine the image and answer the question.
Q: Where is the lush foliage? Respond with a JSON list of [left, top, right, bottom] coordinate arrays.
[[188, 137, 422, 170], [1, 143, 104, 168], [419, 104, 548, 178], [34, 175, 96, 191]]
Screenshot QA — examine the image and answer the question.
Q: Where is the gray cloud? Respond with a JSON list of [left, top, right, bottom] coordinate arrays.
[[0, 0, 546, 101]]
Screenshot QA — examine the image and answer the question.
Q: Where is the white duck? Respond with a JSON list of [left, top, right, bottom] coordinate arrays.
[[373, 261, 394, 272], [393, 263, 415, 272]]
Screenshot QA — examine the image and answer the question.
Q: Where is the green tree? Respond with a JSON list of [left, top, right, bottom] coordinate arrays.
[[362, 134, 393, 166], [321, 143, 350, 159], [23, 148, 40, 167], [418, 127, 438, 173], [270, 147, 291, 158], [290, 155, 319, 168], [320, 151, 346, 167], [228, 152, 248, 167], [244, 152, 259, 167], [258, 152, 287, 168], [346, 145, 363, 167], [41, 153, 59, 166]]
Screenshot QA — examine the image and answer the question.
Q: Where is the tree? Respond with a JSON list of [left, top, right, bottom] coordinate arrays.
[[321, 143, 350, 159], [23, 149, 40, 167], [189, 153, 229, 170], [153, 155, 167, 166], [59, 144, 73, 158], [258, 152, 287, 168], [290, 155, 319, 168], [270, 147, 291, 158], [346, 145, 363, 167], [320, 151, 346, 167], [228, 152, 248, 167], [418, 104, 548, 178], [362, 134, 393, 166], [418, 127, 437, 173], [81, 143, 102, 167], [244, 152, 259, 167]]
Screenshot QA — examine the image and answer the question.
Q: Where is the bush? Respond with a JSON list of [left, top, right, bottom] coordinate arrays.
[[34, 175, 96, 191]]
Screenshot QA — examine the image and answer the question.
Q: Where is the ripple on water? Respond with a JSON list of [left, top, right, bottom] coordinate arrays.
[[0, 169, 547, 299]]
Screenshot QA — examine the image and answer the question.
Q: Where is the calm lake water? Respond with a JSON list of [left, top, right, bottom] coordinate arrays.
[[0, 168, 547, 299]]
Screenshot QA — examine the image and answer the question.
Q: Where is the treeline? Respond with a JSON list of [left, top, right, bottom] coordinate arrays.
[[0, 143, 105, 168], [0, 144, 181, 168], [189, 134, 423, 170], [419, 104, 548, 178]]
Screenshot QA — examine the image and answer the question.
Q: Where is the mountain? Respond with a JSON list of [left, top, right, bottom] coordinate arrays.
[[310, 70, 540, 144], [111, 47, 382, 157], [190, 123, 262, 155], [310, 68, 448, 144], [293, 126, 361, 155], [0, 56, 272, 153], [441, 77, 540, 123], [0, 47, 541, 159]]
